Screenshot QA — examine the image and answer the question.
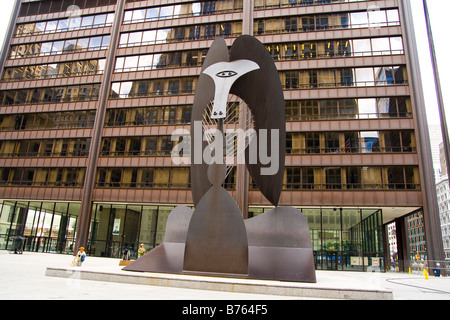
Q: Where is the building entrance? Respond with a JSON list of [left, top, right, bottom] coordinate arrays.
[[326, 252, 339, 270], [88, 203, 177, 259]]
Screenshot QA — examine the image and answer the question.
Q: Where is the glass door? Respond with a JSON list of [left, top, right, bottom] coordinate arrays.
[[326, 252, 338, 270]]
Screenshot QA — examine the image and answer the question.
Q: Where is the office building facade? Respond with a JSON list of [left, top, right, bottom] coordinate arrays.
[[0, 0, 444, 271]]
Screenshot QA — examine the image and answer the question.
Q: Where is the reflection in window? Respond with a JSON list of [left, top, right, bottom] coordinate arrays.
[[89, 37, 103, 51], [355, 68, 374, 87], [81, 16, 94, 28], [286, 130, 414, 155], [360, 132, 380, 153], [95, 167, 190, 189], [15, 13, 114, 36], [110, 78, 197, 99], [280, 66, 406, 89], [255, 9, 399, 35], [52, 41, 64, 54], [123, 1, 242, 24], [68, 16, 81, 29], [3, 59, 106, 81], [118, 22, 242, 47], [352, 39, 371, 56], [282, 166, 419, 190], [368, 9, 387, 28], [281, 97, 412, 121], [358, 99, 377, 118], [387, 9, 400, 24], [390, 37, 404, 54], [371, 38, 390, 55], [104, 106, 192, 127], [375, 67, 392, 85], [9, 35, 110, 59], [0, 84, 101, 106], [93, 14, 107, 27], [156, 29, 171, 43], [350, 12, 368, 28]]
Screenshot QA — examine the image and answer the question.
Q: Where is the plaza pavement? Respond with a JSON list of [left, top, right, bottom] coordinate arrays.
[[1, 250, 450, 300]]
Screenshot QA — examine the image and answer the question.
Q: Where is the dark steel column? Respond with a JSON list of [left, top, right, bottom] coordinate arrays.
[[398, 0, 445, 266], [395, 217, 410, 272], [75, 0, 126, 252], [382, 223, 390, 271]]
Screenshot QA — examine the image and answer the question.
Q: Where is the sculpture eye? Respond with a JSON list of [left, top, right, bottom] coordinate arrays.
[[216, 70, 237, 78]]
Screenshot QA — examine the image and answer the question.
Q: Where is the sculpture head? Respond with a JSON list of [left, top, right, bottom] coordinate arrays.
[[202, 60, 259, 119], [191, 35, 286, 207]]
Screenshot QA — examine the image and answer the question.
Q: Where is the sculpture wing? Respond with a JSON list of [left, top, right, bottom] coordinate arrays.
[[229, 35, 286, 207]]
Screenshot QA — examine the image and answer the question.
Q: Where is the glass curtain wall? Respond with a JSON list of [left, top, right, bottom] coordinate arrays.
[[0, 200, 183, 259], [1, 200, 384, 271], [88, 203, 178, 259], [312, 208, 384, 271], [0, 200, 80, 254], [251, 207, 384, 271]]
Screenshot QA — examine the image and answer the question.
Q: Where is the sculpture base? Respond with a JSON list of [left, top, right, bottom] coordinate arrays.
[[123, 243, 186, 274], [46, 266, 394, 300], [123, 206, 317, 283], [248, 246, 316, 283], [124, 245, 315, 283]]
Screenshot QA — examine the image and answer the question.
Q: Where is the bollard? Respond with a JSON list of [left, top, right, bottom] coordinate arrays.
[[423, 269, 429, 280], [409, 267, 411, 274]]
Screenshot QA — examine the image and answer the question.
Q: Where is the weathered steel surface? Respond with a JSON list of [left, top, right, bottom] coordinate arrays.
[[124, 36, 316, 283], [122, 206, 192, 273], [245, 207, 316, 282], [230, 35, 286, 207], [183, 163, 249, 275]]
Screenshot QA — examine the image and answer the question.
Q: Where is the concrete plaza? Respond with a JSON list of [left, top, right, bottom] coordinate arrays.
[[1, 250, 450, 300]]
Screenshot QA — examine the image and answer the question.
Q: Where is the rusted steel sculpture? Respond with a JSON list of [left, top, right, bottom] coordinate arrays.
[[124, 35, 316, 283]]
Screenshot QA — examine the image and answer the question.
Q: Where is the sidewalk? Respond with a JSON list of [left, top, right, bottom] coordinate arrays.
[[1, 250, 450, 300]]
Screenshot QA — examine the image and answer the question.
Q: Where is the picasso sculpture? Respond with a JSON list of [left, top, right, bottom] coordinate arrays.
[[124, 35, 316, 283]]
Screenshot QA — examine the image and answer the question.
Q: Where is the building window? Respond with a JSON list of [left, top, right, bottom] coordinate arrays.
[[15, 13, 114, 36], [9, 35, 110, 59], [281, 166, 419, 190], [95, 167, 190, 189]]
